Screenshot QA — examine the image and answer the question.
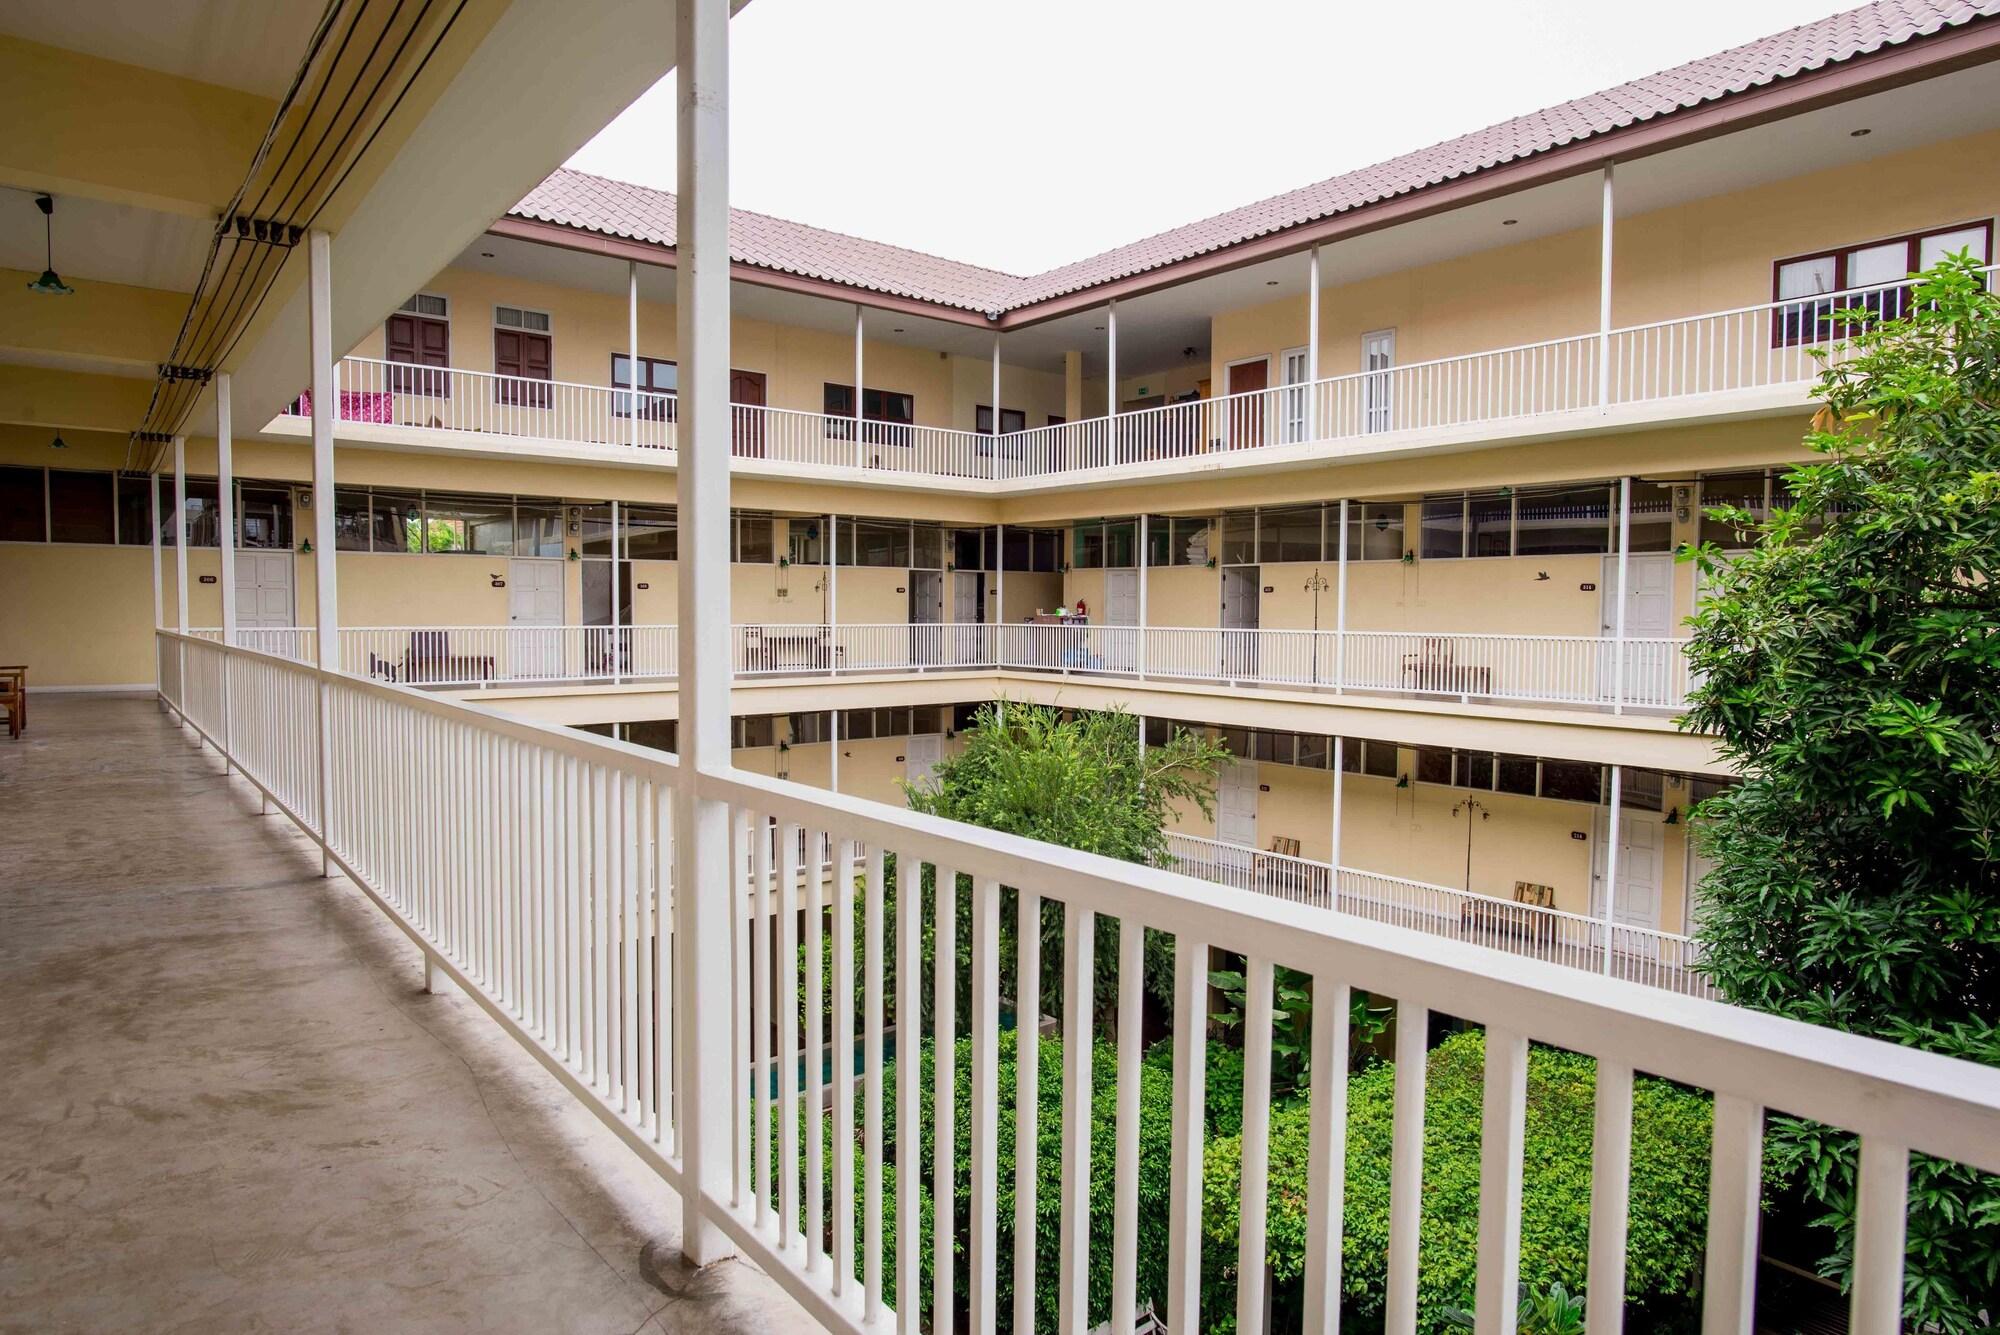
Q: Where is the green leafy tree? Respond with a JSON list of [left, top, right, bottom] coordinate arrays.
[[898, 701, 1231, 1016], [1681, 253, 2000, 1326]]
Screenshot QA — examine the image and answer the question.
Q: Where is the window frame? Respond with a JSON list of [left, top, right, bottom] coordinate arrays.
[[1770, 219, 1994, 346]]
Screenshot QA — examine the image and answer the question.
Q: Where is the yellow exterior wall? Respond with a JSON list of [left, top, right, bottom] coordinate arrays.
[[1210, 127, 2000, 385], [366, 264, 1066, 433], [1146, 565, 1221, 628]]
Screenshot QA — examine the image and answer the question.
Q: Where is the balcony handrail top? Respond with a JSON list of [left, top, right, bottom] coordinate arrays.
[[1167, 830, 1700, 943], [697, 754, 2000, 1173], [340, 354, 675, 401], [160, 629, 681, 778]]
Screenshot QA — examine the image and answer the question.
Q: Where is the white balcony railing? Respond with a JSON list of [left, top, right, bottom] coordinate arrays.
[[1165, 832, 1714, 998], [278, 621, 1690, 711], [154, 627, 2000, 1335], [285, 268, 1992, 483]]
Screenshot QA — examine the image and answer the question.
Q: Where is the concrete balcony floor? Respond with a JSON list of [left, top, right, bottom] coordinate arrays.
[[0, 695, 814, 1335]]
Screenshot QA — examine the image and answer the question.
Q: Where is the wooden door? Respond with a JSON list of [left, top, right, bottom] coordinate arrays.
[[386, 314, 449, 396], [494, 329, 552, 407], [731, 369, 768, 457], [1226, 359, 1269, 449]]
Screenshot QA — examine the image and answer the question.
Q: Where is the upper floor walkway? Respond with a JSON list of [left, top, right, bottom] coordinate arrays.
[[263, 268, 1993, 491], [0, 694, 817, 1334]]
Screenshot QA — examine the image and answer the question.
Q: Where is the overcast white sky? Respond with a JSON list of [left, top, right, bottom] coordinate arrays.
[[567, 0, 1848, 275]]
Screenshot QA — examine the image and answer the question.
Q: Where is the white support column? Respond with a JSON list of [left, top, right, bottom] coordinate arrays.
[[610, 499, 622, 684], [215, 373, 236, 771], [674, 0, 734, 1269], [1136, 512, 1148, 678], [1307, 245, 1321, 440], [149, 469, 162, 632], [1106, 300, 1118, 419], [994, 522, 1005, 637], [1598, 164, 1614, 407], [830, 708, 840, 794], [173, 436, 189, 634], [852, 304, 865, 468], [1334, 498, 1349, 693], [1330, 736, 1345, 876], [1613, 476, 1631, 716], [628, 260, 640, 450], [217, 375, 236, 647], [827, 512, 839, 646], [308, 229, 338, 877], [1136, 712, 1146, 794], [1601, 765, 1623, 975], [990, 331, 1002, 481]]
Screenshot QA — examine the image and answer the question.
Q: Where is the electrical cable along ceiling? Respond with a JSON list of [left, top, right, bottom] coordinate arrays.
[[127, 0, 470, 473]]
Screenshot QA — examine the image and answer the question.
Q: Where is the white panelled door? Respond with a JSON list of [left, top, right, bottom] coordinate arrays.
[[1102, 567, 1138, 671], [1601, 553, 1675, 704], [1593, 805, 1665, 942], [508, 558, 565, 679], [1216, 760, 1259, 873], [905, 733, 944, 788], [233, 551, 294, 628], [951, 571, 982, 664]]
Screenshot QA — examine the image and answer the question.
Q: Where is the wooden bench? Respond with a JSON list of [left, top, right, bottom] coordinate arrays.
[[0, 664, 24, 739]]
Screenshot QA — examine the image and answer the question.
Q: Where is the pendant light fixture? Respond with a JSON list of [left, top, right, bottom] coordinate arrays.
[[27, 195, 75, 296]]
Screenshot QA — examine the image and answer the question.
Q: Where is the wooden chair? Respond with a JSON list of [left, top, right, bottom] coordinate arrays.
[[0, 664, 24, 739], [1513, 881, 1556, 908]]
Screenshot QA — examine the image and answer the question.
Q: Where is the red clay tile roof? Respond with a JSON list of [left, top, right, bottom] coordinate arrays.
[[514, 0, 2000, 314], [514, 170, 1019, 314]]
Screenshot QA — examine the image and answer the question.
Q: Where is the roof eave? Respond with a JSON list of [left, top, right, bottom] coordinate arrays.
[[992, 11, 2000, 327], [485, 215, 1002, 327]]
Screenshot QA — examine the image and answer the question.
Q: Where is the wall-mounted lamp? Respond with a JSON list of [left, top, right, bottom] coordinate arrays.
[[1673, 485, 1693, 525]]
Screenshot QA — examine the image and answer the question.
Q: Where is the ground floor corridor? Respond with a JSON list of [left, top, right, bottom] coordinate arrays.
[[0, 695, 812, 1334]]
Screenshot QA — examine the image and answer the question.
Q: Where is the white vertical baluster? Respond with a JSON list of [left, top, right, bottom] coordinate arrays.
[[831, 838, 856, 1295], [1301, 979, 1352, 1332], [895, 851, 921, 1333], [1474, 1028, 1529, 1331], [1386, 1003, 1429, 1334], [1586, 1060, 1634, 1335], [1700, 1095, 1764, 1335], [1111, 917, 1144, 1330], [1849, 1137, 1909, 1334], [933, 864, 957, 1335], [1238, 957, 1275, 1331], [1057, 904, 1095, 1334], [864, 846, 886, 1321], [968, 877, 1001, 1335], [805, 823, 826, 1274], [1014, 891, 1042, 1335], [1165, 932, 1208, 1334], [779, 821, 801, 1252]]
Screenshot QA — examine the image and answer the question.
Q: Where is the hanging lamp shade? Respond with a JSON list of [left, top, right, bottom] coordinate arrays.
[[27, 195, 74, 296]]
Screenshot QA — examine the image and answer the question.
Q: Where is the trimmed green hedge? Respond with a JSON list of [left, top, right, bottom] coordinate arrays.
[[782, 1028, 1717, 1333], [1200, 1029, 1719, 1334]]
